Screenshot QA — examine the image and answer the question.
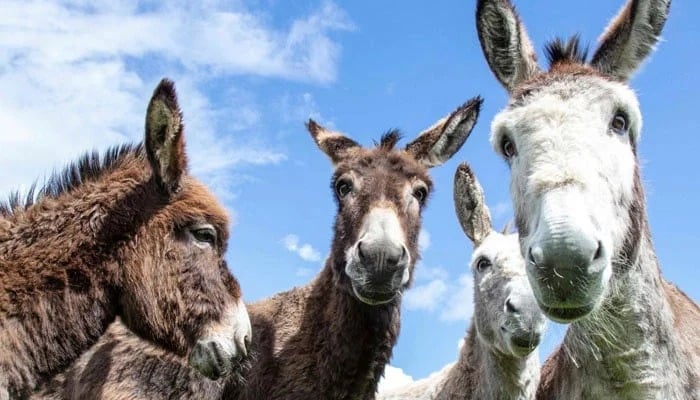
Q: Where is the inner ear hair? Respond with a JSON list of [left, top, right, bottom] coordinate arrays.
[[405, 97, 483, 168], [145, 78, 187, 194], [476, 0, 541, 92], [306, 119, 359, 164], [453, 163, 493, 246], [590, 0, 671, 80]]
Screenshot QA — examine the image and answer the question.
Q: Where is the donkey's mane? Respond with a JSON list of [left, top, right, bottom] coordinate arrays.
[[0, 143, 143, 216], [377, 130, 402, 151], [544, 35, 589, 67]]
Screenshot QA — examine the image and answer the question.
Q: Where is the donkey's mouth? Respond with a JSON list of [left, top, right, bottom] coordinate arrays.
[[351, 283, 397, 305], [539, 302, 594, 323]]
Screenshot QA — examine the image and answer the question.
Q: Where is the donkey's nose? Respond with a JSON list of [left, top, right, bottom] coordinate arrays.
[[357, 240, 407, 271]]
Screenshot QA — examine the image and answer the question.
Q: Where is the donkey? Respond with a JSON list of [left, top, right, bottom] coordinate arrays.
[[476, 0, 700, 398], [33, 98, 483, 399], [378, 164, 545, 400], [0, 79, 252, 398]]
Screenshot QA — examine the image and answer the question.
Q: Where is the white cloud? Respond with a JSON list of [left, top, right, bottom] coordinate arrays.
[[377, 365, 415, 394], [404, 279, 448, 311], [418, 229, 431, 252], [404, 267, 474, 322], [0, 0, 351, 197], [282, 234, 322, 262], [439, 274, 474, 322]]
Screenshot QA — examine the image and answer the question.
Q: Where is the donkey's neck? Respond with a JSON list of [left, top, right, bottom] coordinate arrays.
[[558, 233, 693, 399], [438, 323, 539, 399], [308, 264, 401, 398], [237, 262, 401, 400], [0, 157, 151, 395]]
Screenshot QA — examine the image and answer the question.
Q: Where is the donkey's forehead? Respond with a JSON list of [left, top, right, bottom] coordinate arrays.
[[492, 73, 642, 141], [335, 148, 431, 184], [472, 232, 525, 277], [509, 72, 639, 111], [172, 178, 230, 228]]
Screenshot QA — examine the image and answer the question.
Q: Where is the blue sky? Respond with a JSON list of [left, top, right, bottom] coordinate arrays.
[[2, 0, 698, 387]]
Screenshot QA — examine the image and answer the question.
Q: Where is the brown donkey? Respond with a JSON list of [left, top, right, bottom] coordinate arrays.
[[35, 97, 482, 400], [0, 79, 251, 398]]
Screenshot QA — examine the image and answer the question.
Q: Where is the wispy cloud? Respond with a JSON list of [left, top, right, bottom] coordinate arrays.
[[404, 267, 474, 322], [282, 234, 322, 262], [0, 0, 352, 198], [439, 274, 474, 322], [403, 279, 448, 311]]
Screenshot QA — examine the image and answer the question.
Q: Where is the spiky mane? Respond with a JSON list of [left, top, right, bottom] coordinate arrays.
[[0, 143, 143, 216], [377, 130, 402, 151], [544, 35, 589, 67]]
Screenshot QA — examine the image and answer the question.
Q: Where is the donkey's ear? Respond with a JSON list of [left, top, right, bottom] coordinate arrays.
[[145, 78, 187, 194], [590, 0, 671, 81], [405, 97, 482, 168], [306, 119, 360, 165], [476, 0, 541, 92], [454, 163, 493, 246]]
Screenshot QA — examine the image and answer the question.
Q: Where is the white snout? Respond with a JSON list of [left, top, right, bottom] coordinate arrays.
[[189, 298, 252, 380]]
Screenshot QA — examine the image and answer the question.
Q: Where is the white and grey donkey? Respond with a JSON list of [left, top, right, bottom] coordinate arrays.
[[476, 0, 700, 399], [378, 164, 546, 400]]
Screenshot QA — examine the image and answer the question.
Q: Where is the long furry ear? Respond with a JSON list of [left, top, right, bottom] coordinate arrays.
[[476, 0, 541, 92], [590, 0, 671, 80], [145, 78, 187, 194], [453, 163, 493, 246], [306, 119, 359, 165], [405, 97, 482, 168]]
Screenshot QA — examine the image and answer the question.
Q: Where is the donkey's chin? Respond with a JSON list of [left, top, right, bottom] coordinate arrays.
[[351, 283, 398, 305], [507, 336, 540, 357], [538, 302, 596, 323]]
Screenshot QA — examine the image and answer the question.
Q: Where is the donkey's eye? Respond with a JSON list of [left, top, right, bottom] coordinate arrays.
[[611, 113, 628, 135], [335, 179, 353, 198], [475, 257, 492, 273], [413, 186, 428, 204], [501, 137, 517, 159], [190, 226, 217, 246]]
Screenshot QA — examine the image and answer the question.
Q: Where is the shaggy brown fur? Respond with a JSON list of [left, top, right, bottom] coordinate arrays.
[[0, 79, 246, 397], [35, 98, 482, 400]]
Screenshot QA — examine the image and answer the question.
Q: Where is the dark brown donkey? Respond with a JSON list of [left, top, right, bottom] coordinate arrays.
[[0, 79, 251, 398], [36, 97, 482, 400]]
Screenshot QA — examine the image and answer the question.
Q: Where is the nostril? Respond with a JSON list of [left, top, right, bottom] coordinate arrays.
[[593, 240, 603, 261], [505, 298, 518, 314], [400, 246, 408, 262], [528, 246, 543, 265], [357, 241, 367, 261]]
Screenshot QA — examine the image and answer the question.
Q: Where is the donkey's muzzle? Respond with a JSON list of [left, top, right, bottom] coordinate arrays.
[[357, 239, 408, 275], [526, 216, 608, 322], [347, 239, 410, 305]]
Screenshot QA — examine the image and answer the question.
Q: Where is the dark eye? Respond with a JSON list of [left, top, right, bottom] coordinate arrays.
[[413, 186, 428, 204], [610, 113, 628, 135], [475, 257, 492, 273], [501, 136, 517, 159], [191, 226, 217, 245], [335, 178, 353, 198]]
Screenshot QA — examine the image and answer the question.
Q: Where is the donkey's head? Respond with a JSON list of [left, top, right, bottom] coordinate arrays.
[[119, 79, 251, 379], [307, 98, 482, 305], [476, 0, 669, 322], [454, 164, 545, 356]]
